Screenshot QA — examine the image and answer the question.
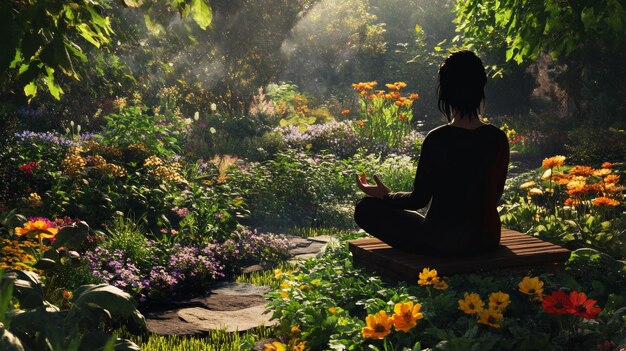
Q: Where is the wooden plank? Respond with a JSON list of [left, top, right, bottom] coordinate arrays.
[[348, 227, 571, 279]]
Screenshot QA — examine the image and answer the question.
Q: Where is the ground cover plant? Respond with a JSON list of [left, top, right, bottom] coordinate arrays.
[[266, 244, 626, 351]]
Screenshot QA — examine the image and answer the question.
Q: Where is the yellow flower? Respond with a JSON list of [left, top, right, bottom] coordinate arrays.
[[519, 181, 536, 189], [274, 269, 283, 280], [432, 277, 449, 290], [328, 307, 338, 315], [541, 168, 552, 180], [541, 155, 566, 168], [391, 301, 423, 332], [279, 291, 289, 299], [362, 310, 392, 339], [280, 281, 292, 289], [518, 276, 544, 299], [528, 188, 543, 196], [264, 341, 286, 351], [291, 325, 300, 334], [592, 168, 611, 177], [488, 292, 510, 312], [458, 292, 484, 315], [477, 308, 503, 328], [28, 193, 43, 207], [290, 340, 307, 351], [144, 155, 164, 167], [418, 267, 438, 286]]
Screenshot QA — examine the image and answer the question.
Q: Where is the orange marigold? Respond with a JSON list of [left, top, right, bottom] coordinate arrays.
[[410, 93, 419, 99], [601, 162, 614, 168], [552, 174, 571, 185], [604, 174, 620, 184], [592, 197, 620, 207], [541, 155, 566, 169], [340, 109, 350, 115], [570, 165, 595, 176], [564, 198, 581, 206]]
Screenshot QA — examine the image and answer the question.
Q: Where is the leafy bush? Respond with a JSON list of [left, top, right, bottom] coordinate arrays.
[[1, 269, 146, 351], [565, 127, 626, 164]]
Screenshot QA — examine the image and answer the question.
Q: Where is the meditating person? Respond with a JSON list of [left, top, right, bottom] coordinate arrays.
[[354, 50, 509, 257]]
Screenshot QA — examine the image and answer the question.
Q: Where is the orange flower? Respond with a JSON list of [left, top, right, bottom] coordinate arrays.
[[394, 100, 403, 107], [592, 197, 620, 206], [398, 114, 407, 121], [368, 94, 375, 101], [570, 165, 595, 176], [541, 155, 566, 168], [362, 310, 392, 339], [553, 174, 571, 185], [340, 109, 350, 115], [404, 99, 413, 107], [391, 301, 423, 332], [394, 81, 407, 89], [384, 94, 392, 100], [410, 93, 419, 99], [355, 120, 365, 127], [385, 83, 397, 90], [601, 162, 614, 168], [391, 91, 401, 99], [14, 220, 59, 239], [604, 174, 620, 184], [564, 198, 581, 206]]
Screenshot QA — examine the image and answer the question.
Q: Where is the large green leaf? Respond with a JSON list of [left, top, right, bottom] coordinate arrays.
[[52, 222, 90, 250], [71, 284, 145, 326], [191, 0, 212, 29]]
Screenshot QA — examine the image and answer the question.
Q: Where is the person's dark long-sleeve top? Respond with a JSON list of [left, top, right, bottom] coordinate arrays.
[[383, 124, 510, 251]]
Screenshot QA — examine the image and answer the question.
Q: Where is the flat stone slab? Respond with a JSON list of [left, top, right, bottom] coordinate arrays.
[[177, 305, 276, 332], [210, 282, 271, 296], [145, 282, 274, 335], [290, 241, 326, 255]]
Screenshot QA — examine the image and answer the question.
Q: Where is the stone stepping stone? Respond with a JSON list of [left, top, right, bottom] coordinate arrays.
[[210, 281, 271, 296], [177, 305, 275, 333], [145, 282, 274, 336]]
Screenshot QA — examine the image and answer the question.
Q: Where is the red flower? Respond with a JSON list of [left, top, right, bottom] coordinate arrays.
[[542, 291, 573, 314], [18, 161, 40, 175], [568, 291, 601, 319]]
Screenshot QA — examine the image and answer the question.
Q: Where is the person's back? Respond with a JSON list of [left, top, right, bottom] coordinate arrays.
[[354, 50, 510, 257], [420, 124, 508, 254]]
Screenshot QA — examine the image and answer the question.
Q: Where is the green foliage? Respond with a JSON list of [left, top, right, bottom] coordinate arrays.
[[105, 216, 151, 261], [233, 150, 363, 230], [565, 127, 626, 164], [1, 0, 212, 101], [1, 269, 145, 351], [100, 103, 189, 156], [454, 0, 626, 65], [125, 326, 274, 351], [267, 238, 626, 351]]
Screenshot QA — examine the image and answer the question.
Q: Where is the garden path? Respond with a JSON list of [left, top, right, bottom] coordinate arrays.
[[145, 235, 334, 335]]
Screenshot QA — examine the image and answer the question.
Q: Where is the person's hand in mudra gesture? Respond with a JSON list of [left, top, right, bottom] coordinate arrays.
[[355, 173, 390, 199]]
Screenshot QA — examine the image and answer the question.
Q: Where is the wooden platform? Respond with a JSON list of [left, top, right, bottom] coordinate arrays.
[[348, 228, 571, 281]]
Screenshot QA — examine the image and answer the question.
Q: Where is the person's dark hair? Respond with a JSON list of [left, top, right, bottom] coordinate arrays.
[[437, 50, 487, 122]]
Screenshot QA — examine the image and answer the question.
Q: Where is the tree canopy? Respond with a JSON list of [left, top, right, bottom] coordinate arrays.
[[0, 0, 213, 101]]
